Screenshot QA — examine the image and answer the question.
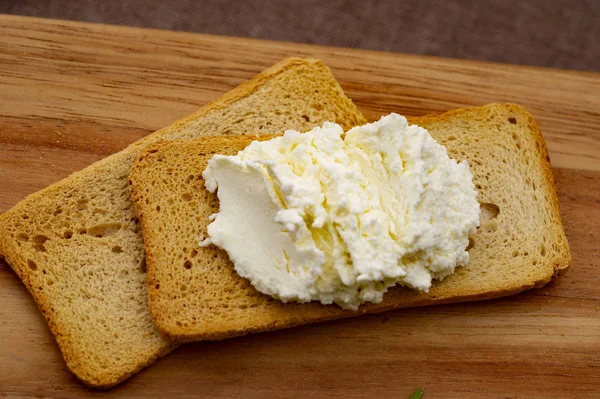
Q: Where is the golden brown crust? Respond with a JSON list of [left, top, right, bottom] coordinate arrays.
[[134, 57, 366, 149], [510, 103, 571, 274]]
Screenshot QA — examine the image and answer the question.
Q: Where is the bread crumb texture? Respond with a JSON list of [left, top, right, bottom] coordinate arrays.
[[129, 103, 570, 343], [0, 57, 366, 388]]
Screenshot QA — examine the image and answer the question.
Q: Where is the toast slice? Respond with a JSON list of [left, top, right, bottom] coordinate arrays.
[[0, 58, 366, 388], [129, 103, 570, 342]]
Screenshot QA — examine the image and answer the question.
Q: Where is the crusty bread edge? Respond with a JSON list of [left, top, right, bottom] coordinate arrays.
[[0, 57, 344, 388], [207, 282, 546, 343], [132, 57, 365, 151], [130, 142, 182, 340]]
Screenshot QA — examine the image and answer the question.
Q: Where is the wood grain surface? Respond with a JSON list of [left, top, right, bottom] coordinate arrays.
[[0, 15, 598, 399]]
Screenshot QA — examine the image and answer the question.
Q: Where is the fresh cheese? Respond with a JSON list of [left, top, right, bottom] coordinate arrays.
[[201, 114, 480, 310]]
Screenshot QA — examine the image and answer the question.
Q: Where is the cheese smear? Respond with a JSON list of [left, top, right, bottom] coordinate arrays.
[[201, 114, 480, 310]]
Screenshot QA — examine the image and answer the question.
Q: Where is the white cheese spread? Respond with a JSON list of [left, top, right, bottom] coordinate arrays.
[[201, 114, 480, 310]]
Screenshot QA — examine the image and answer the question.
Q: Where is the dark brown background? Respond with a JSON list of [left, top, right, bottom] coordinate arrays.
[[2, 0, 599, 71]]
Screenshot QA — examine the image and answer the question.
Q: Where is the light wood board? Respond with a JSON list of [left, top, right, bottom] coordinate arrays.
[[0, 15, 598, 399]]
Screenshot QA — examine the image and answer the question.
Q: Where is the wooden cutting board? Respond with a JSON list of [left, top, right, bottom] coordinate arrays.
[[0, 15, 598, 399]]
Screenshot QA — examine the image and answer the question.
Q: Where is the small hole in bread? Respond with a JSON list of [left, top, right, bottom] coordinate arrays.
[[181, 193, 192, 201], [466, 237, 475, 251], [77, 198, 89, 210], [190, 249, 198, 258], [63, 230, 73, 239], [16, 233, 29, 242], [27, 259, 37, 271], [33, 235, 48, 243], [480, 203, 500, 222], [88, 223, 122, 238], [508, 117, 517, 124], [112, 245, 122, 253], [511, 133, 522, 149], [184, 260, 192, 269], [156, 205, 161, 212], [155, 283, 160, 289], [32, 235, 49, 252]]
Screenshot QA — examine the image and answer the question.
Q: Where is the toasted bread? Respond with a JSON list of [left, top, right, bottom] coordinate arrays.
[[0, 58, 366, 387], [129, 103, 570, 342]]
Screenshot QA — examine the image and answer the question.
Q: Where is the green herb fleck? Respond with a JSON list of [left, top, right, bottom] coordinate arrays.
[[409, 387, 424, 399]]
